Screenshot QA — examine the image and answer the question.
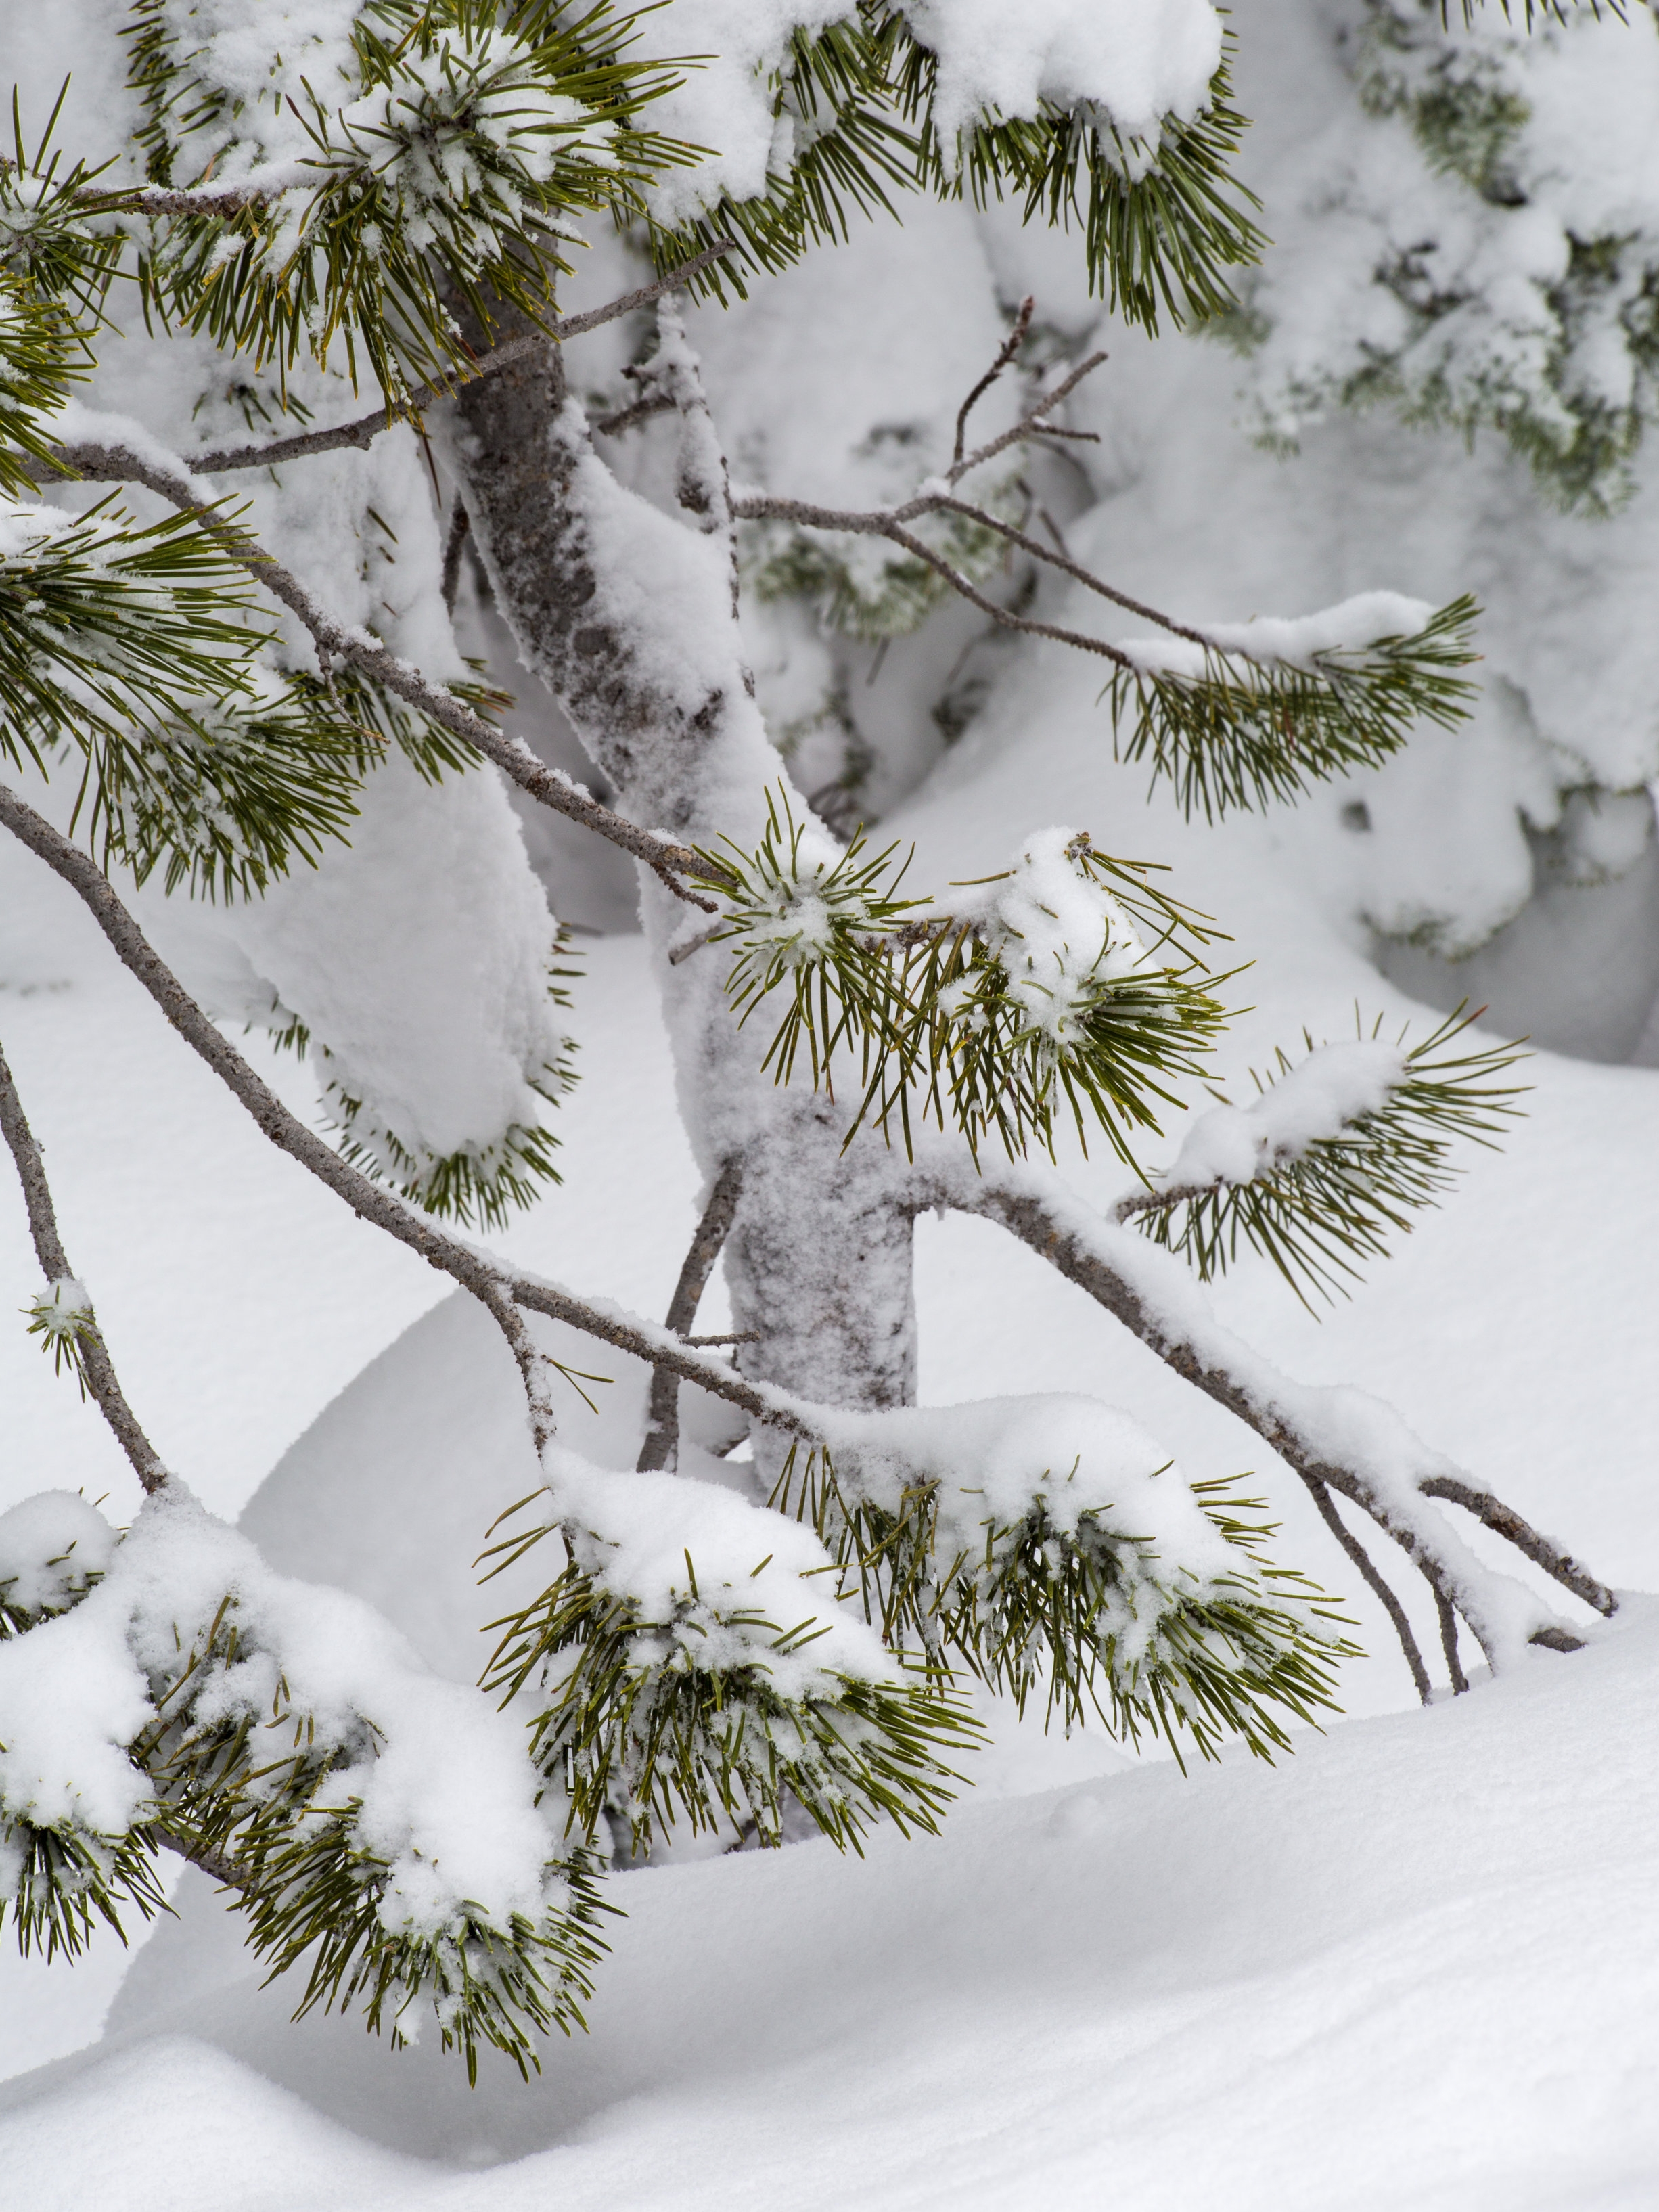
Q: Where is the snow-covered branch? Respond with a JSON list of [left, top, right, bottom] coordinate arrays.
[[931, 1152, 1616, 1666], [18, 439, 723, 901]]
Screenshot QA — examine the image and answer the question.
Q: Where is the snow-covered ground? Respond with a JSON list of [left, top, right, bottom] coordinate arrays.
[[5, 0, 1659, 2174], [4, 606, 1658, 2198]]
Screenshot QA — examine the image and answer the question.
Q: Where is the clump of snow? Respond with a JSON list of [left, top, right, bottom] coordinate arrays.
[[1156, 1039, 1406, 1192], [545, 1444, 902, 1702], [22, 1278, 94, 1359], [898, 1, 1223, 148], [0, 1491, 115, 1625], [956, 826, 1160, 1046], [1120, 592, 1436, 679], [817, 1389, 1240, 1589], [137, 746, 572, 1186]]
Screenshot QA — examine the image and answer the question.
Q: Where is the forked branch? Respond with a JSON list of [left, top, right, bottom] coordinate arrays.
[[0, 782, 801, 1456]]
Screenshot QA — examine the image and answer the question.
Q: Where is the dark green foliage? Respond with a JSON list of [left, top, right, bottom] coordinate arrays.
[[771, 1449, 1357, 1767], [133, 1596, 609, 2082], [73, 684, 368, 901], [0, 280, 87, 497], [0, 1818, 168, 1960], [225, 1814, 609, 2083], [0, 496, 262, 759], [701, 796, 1232, 1165], [653, 7, 1264, 332], [1106, 596, 1481, 819], [124, 0, 689, 403], [0, 96, 129, 491], [1128, 1008, 1530, 1308], [482, 1505, 974, 1858]]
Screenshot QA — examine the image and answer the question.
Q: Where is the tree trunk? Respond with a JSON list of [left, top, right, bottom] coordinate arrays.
[[444, 304, 918, 1440]]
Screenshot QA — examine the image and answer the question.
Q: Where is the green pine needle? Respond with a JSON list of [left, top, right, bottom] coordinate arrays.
[[483, 1510, 976, 1860], [1107, 596, 1482, 821], [1127, 1006, 1530, 1308]]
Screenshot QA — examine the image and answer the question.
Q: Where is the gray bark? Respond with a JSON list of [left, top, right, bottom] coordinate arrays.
[[444, 299, 919, 1427]]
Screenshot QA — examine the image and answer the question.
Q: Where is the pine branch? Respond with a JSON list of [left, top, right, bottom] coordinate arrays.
[[482, 1501, 972, 1857], [25, 437, 727, 903], [1117, 1010, 1530, 1309], [769, 1443, 1355, 1765], [0, 1037, 168, 1492], [118, 1, 696, 407], [649, 9, 1265, 334], [730, 513, 1480, 820], [934, 1156, 1615, 1673]]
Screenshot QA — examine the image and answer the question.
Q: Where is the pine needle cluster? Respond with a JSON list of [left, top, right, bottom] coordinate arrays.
[[769, 1447, 1355, 1768], [1108, 597, 1482, 820], [1128, 1008, 1530, 1308], [124, 0, 688, 405], [703, 797, 1233, 1165], [482, 1497, 973, 1859], [654, 6, 1265, 331]]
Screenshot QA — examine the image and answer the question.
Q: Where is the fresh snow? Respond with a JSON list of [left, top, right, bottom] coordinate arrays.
[[2, 1604, 1655, 2209], [1155, 1039, 1407, 1192], [3, 0, 1659, 2198]]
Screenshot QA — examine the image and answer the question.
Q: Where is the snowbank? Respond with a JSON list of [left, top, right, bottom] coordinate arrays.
[[1, 1602, 1654, 2208]]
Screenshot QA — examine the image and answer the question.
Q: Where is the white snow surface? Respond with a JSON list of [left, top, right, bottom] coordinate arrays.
[[0, 1490, 116, 1622], [1, 1606, 1655, 2207]]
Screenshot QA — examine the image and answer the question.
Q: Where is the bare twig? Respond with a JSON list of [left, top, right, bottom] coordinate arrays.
[[731, 484, 1209, 665], [637, 1158, 746, 1472], [1418, 1475, 1616, 1617], [157, 242, 737, 476], [594, 390, 677, 440], [1301, 1474, 1432, 1705], [733, 492, 1140, 668], [953, 296, 1035, 468], [1436, 1587, 1470, 1695], [950, 348, 1107, 486], [0, 1038, 169, 1494]]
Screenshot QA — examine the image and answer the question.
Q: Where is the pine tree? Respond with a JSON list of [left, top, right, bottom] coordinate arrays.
[[0, 0, 1617, 2080]]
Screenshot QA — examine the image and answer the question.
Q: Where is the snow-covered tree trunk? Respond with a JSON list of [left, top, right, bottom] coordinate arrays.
[[447, 298, 920, 1428]]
